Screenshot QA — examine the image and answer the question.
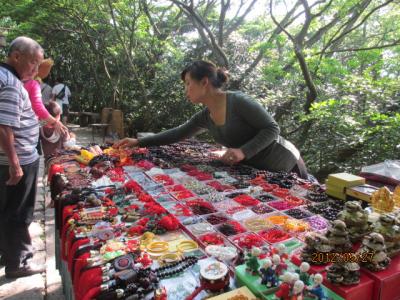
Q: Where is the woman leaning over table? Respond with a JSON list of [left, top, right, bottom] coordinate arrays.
[[113, 60, 308, 179]]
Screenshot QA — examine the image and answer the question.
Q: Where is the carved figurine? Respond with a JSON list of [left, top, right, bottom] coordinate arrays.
[[300, 233, 332, 265], [325, 220, 352, 252], [291, 280, 305, 300], [260, 258, 278, 288], [245, 247, 261, 275], [307, 273, 326, 300], [337, 201, 370, 242], [272, 254, 288, 277], [296, 262, 311, 286], [342, 262, 361, 285], [357, 232, 391, 271], [275, 272, 293, 300], [326, 262, 360, 285], [393, 185, 400, 207], [371, 186, 394, 213], [373, 213, 400, 257]]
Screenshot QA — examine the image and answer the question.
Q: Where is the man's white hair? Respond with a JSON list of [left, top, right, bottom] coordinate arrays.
[[8, 36, 43, 57]]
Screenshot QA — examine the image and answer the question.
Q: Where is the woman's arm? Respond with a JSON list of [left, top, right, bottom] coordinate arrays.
[[24, 80, 51, 120], [234, 93, 280, 159], [138, 110, 208, 147], [113, 111, 207, 149], [24, 80, 68, 134]]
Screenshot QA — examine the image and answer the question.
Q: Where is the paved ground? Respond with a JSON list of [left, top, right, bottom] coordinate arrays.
[[0, 126, 103, 300]]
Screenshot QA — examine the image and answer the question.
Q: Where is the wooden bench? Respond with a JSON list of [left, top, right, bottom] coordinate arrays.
[[89, 109, 113, 142], [68, 111, 100, 126], [81, 112, 100, 126]]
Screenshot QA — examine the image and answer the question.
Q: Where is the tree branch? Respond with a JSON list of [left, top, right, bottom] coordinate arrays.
[[218, 0, 230, 46], [170, 0, 229, 67], [225, 0, 258, 37], [314, 39, 400, 54]]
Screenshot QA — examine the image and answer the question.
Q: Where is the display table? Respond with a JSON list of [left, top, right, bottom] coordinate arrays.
[[47, 141, 400, 300], [362, 255, 400, 300], [322, 272, 374, 300]]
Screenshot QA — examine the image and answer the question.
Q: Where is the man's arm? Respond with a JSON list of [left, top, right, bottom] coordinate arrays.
[[0, 125, 23, 185]]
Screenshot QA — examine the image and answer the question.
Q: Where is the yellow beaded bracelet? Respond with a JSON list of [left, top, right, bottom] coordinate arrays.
[[177, 240, 198, 252], [147, 241, 169, 253]]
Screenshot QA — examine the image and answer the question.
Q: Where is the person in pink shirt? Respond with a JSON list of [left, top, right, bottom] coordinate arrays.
[[23, 58, 66, 134]]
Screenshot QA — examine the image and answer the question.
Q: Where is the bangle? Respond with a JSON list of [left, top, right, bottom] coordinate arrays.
[[244, 218, 267, 231], [158, 253, 181, 265], [140, 232, 155, 250], [147, 241, 169, 253], [177, 240, 198, 252]]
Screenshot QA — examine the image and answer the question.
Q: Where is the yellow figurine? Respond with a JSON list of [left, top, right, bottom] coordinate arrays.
[[371, 187, 394, 213], [393, 186, 400, 207]]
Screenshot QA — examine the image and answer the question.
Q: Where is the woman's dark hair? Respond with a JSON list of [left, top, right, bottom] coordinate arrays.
[[181, 60, 229, 88]]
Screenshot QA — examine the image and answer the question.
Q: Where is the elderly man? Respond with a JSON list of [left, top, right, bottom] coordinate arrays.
[[0, 36, 45, 278]]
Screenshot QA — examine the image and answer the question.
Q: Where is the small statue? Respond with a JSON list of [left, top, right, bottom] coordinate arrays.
[[245, 247, 261, 275], [290, 272, 300, 287], [296, 262, 311, 285], [301, 233, 332, 265], [307, 273, 326, 300], [373, 213, 400, 257], [260, 258, 278, 288], [357, 232, 391, 271], [326, 262, 360, 285], [291, 280, 305, 300], [272, 254, 288, 277], [371, 186, 394, 212], [275, 272, 293, 300], [271, 243, 289, 261], [337, 201, 370, 242], [325, 220, 352, 252], [259, 244, 271, 259], [342, 262, 361, 285]]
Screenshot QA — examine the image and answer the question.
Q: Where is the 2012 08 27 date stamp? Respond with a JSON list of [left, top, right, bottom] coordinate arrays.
[[311, 252, 374, 263]]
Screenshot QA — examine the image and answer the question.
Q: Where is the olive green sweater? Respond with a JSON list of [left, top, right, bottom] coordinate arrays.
[[139, 91, 300, 172]]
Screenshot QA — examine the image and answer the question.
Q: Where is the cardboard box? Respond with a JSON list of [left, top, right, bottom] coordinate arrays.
[[207, 286, 257, 299], [327, 173, 366, 188], [325, 179, 347, 200], [346, 184, 379, 202], [326, 188, 347, 200], [362, 255, 400, 300]]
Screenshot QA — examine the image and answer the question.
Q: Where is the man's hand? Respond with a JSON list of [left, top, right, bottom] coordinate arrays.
[[113, 138, 139, 149], [221, 148, 245, 165], [7, 164, 23, 185]]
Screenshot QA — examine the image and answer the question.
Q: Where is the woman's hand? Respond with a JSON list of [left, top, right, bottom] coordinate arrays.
[[221, 148, 245, 165], [53, 120, 68, 135], [113, 138, 139, 149]]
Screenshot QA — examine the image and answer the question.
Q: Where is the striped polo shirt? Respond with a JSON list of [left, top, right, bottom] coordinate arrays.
[[0, 63, 39, 166]]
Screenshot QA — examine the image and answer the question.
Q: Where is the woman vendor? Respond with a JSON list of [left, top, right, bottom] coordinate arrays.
[[114, 60, 307, 179]]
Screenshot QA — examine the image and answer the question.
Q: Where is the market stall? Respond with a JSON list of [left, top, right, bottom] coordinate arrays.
[[47, 140, 400, 300]]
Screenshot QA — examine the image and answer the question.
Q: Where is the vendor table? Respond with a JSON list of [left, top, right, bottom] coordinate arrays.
[[47, 141, 400, 300]]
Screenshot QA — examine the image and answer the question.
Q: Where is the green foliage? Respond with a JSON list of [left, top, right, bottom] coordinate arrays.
[[1, 0, 400, 181]]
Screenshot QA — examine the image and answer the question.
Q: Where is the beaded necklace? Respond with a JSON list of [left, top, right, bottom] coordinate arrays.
[[155, 256, 198, 279]]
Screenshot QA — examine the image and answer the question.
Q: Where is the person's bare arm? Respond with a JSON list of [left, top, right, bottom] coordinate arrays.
[[0, 125, 23, 185]]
